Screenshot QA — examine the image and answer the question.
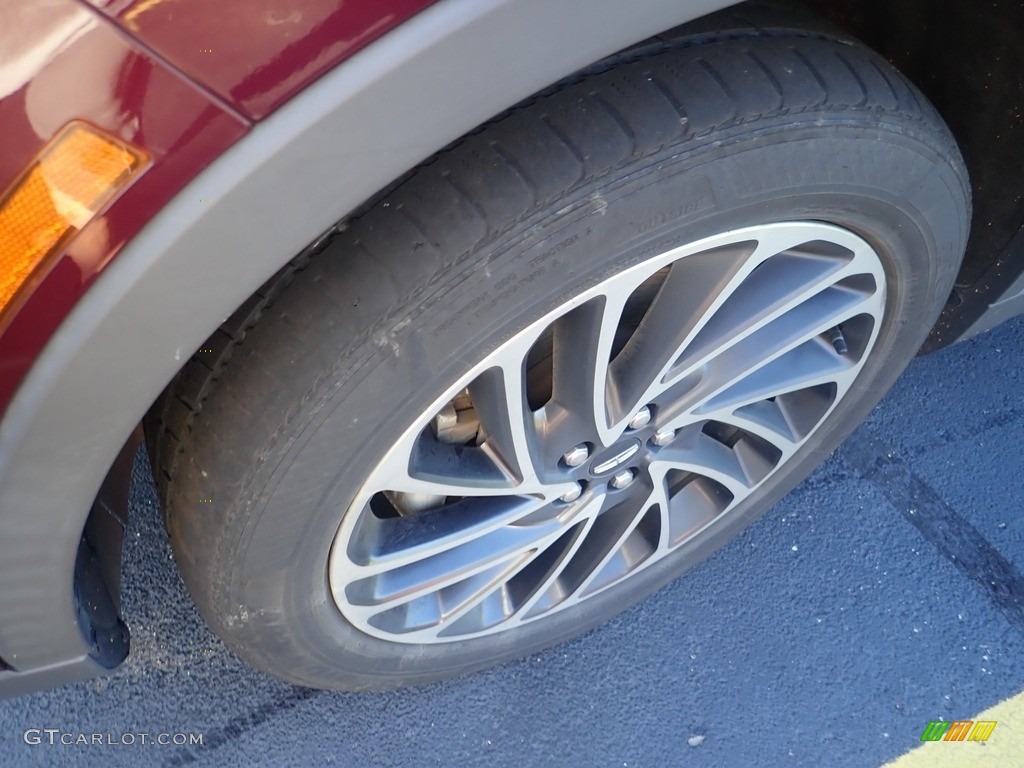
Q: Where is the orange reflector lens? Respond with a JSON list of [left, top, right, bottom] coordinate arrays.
[[0, 121, 148, 324]]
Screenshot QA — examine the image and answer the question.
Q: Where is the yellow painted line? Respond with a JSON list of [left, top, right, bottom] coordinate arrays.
[[883, 690, 1024, 767]]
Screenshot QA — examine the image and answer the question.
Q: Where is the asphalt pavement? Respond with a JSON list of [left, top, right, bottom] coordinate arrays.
[[2, 315, 1024, 768]]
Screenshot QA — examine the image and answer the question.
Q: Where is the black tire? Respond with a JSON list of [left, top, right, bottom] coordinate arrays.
[[146, 20, 969, 689]]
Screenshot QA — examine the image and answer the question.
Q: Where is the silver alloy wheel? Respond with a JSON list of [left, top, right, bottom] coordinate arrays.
[[328, 221, 886, 644]]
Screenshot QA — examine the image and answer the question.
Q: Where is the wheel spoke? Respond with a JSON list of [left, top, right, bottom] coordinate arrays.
[[694, 338, 855, 417], [467, 348, 544, 489], [572, 479, 662, 598], [607, 241, 754, 424], [664, 473, 736, 548], [646, 464, 674, 554], [342, 497, 569, 635], [667, 259, 863, 387], [535, 288, 640, 457], [347, 495, 554, 577], [440, 497, 606, 633], [605, 225, 879, 419], [426, 558, 534, 639], [677, 282, 878, 419], [709, 401, 799, 456], [512, 498, 604, 619], [649, 425, 752, 496], [378, 472, 532, 498], [362, 553, 541, 639]]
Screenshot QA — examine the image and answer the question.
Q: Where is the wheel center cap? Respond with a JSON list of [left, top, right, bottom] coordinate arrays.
[[590, 439, 642, 475]]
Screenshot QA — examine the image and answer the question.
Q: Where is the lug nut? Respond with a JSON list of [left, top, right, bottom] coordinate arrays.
[[651, 427, 676, 447], [628, 406, 652, 430], [562, 444, 589, 468], [559, 483, 584, 503], [609, 468, 635, 490]]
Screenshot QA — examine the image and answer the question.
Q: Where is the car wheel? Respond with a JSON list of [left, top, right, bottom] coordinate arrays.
[[146, 24, 969, 688]]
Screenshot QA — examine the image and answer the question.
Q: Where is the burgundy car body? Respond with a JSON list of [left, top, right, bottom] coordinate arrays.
[[0, 0, 438, 419], [84, 0, 438, 120], [0, 0, 245, 417]]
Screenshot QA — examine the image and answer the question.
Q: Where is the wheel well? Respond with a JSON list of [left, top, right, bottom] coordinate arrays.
[[804, 0, 1024, 292]]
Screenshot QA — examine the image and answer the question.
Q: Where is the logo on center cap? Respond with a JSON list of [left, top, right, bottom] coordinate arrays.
[[591, 441, 641, 474]]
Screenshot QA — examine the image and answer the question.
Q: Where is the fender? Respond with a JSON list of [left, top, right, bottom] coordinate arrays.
[[0, 0, 736, 693]]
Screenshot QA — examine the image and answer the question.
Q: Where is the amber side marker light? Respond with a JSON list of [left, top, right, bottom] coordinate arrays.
[[0, 120, 148, 328]]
